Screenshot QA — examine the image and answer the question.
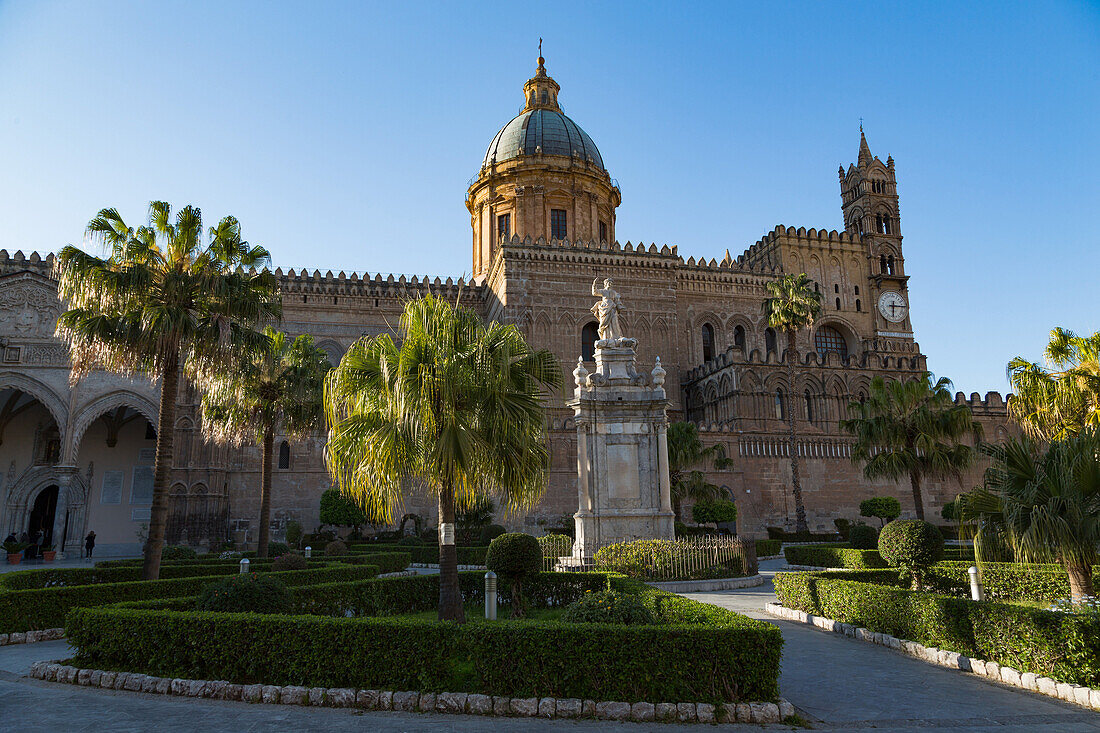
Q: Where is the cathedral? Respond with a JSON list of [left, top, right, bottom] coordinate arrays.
[[0, 56, 1011, 556]]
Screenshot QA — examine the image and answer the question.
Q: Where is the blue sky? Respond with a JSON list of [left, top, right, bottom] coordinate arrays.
[[0, 1, 1096, 394]]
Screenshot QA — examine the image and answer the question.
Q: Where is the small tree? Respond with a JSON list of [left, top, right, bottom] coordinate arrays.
[[691, 499, 738, 527], [318, 488, 369, 535], [485, 533, 543, 618], [878, 519, 944, 589], [860, 496, 901, 527]]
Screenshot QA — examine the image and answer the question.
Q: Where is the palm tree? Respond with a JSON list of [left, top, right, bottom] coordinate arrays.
[[56, 202, 279, 579], [959, 429, 1100, 603], [1008, 327, 1100, 441], [667, 421, 733, 523], [200, 328, 331, 557], [323, 294, 561, 621], [762, 273, 823, 533], [842, 373, 981, 521]]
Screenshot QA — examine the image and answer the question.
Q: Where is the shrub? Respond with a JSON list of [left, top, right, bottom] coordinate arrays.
[[691, 499, 737, 525], [940, 499, 958, 522], [285, 520, 303, 549], [848, 524, 878, 550], [774, 569, 1100, 687], [878, 519, 944, 587], [594, 538, 748, 580], [784, 544, 889, 569], [755, 539, 782, 558], [860, 496, 901, 527], [324, 540, 348, 557], [561, 590, 656, 625], [765, 527, 838, 542], [318, 489, 368, 531], [271, 553, 309, 572], [196, 573, 291, 614], [161, 545, 197, 561], [396, 535, 423, 546], [266, 542, 290, 557], [479, 524, 507, 545], [834, 518, 851, 540], [537, 534, 573, 559], [485, 533, 542, 617]]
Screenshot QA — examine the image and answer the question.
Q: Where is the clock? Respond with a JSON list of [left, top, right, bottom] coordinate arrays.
[[878, 290, 908, 323]]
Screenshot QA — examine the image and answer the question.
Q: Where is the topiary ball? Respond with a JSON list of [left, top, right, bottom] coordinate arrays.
[[271, 553, 308, 572], [479, 524, 507, 545], [196, 573, 291, 614], [324, 540, 348, 556], [848, 524, 878, 550], [878, 519, 944, 570], [561, 590, 656, 625], [485, 533, 542, 581]]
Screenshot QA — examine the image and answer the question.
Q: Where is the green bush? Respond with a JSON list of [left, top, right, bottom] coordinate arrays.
[[271, 553, 309, 572], [324, 540, 348, 557], [878, 520, 944, 586], [784, 544, 889, 569], [347, 543, 487, 566], [595, 538, 748, 580], [267, 542, 291, 557], [0, 564, 377, 633], [848, 524, 878, 550], [485, 533, 543, 617], [561, 590, 656, 625], [285, 520, 303, 549], [196, 573, 291, 614], [161, 545, 197, 561], [691, 499, 737, 525], [834, 518, 851, 540], [318, 488, 368, 530], [755, 539, 782, 558], [396, 535, 423, 546], [774, 569, 1100, 687], [65, 572, 782, 703], [860, 496, 901, 527], [479, 524, 507, 545], [537, 534, 573, 559], [765, 527, 838, 542]]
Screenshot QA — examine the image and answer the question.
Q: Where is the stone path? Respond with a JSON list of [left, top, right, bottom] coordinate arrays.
[[0, 558, 1097, 731]]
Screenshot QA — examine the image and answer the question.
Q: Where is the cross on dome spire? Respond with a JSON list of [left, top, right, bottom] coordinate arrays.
[[523, 42, 560, 111]]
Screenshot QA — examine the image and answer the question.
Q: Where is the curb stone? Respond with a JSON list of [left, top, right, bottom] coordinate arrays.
[[0, 628, 65, 646], [27, 659, 795, 723], [765, 601, 1100, 712]]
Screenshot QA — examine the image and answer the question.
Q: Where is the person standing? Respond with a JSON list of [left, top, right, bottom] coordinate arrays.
[[84, 530, 96, 560]]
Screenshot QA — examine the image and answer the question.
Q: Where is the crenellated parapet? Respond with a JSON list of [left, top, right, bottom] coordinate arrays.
[[740, 225, 864, 270], [681, 342, 926, 384], [275, 267, 486, 302], [0, 250, 57, 279]]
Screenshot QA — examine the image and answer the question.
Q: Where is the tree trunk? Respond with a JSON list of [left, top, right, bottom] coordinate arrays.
[[257, 428, 274, 558], [437, 482, 465, 622], [1067, 563, 1094, 603], [909, 471, 925, 521], [672, 495, 683, 524], [786, 329, 808, 533], [142, 353, 180, 581]]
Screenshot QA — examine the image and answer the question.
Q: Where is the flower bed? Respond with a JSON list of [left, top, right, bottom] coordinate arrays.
[[774, 569, 1100, 687], [0, 564, 379, 634], [65, 572, 782, 704]]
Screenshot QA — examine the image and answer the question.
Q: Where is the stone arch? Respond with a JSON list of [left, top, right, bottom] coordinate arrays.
[[0, 371, 67, 438], [67, 390, 158, 464], [4, 465, 88, 549], [314, 339, 344, 367]]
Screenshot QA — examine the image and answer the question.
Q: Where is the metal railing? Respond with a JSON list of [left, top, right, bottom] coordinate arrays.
[[591, 535, 756, 581]]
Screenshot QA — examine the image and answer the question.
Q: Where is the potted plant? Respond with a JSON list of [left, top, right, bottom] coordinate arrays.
[[40, 543, 57, 562], [3, 541, 29, 564]]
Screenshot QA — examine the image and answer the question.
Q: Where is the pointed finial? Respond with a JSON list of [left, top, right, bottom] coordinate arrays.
[[537, 38, 545, 73], [573, 356, 589, 389]]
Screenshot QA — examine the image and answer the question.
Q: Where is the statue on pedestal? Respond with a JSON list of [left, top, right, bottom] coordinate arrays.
[[591, 277, 624, 341]]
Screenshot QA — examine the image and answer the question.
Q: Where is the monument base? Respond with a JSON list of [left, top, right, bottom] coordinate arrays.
[[573, 509, 676, 561]]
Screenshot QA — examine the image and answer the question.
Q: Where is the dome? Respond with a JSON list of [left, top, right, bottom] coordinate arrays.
[[483, 108, 605, 171]]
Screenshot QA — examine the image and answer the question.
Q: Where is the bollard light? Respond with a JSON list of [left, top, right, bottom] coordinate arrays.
[[304, 546, 312, 558], [968, 566, 984, 601], [484, 571, 497, 620], [239, 557, 250, 574]]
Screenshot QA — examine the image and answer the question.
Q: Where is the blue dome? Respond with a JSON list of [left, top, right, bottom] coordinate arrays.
[[483, 109, 605, 171]]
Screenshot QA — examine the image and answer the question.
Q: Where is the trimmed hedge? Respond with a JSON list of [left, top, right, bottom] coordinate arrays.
[[754, 539, 782, 557], [94, 553, 410, 574], [784, 544, 973, 569], [66, 571, 781, 703], [0, 565, 378, 634], [348, 543, 489, 566], [774, 570, 1100, 687], [924, 561, 1100, 603]]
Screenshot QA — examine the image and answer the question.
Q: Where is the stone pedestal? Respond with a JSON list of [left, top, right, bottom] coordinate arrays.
[[567, 339, 673, 560]]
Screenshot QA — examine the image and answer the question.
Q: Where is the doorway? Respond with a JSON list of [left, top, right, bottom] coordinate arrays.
[[28, 485, 59, 548]]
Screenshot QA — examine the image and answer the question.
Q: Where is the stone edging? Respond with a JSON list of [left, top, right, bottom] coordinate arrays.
[[0, 628, 64, 646], [764, 602, 1100, 712], [29, 660, 795, 724], [646, 575, 765, 593]]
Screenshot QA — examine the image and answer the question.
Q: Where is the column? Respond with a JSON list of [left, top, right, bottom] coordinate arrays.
[[576, 420, 591, 511], [657, 422, 671, 513], [51, 467, 78, 558]]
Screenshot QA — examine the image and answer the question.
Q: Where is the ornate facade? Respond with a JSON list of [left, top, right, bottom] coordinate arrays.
[[0, 57, 1010, 555]]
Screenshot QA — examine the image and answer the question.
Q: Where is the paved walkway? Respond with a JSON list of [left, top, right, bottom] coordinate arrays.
[[0, 559, 1096, 731]]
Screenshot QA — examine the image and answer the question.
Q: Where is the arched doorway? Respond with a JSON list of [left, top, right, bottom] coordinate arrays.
[[28, 485, 59, 548]]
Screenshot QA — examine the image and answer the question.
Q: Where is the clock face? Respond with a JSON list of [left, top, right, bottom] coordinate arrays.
[[878, 290, 908, 323]]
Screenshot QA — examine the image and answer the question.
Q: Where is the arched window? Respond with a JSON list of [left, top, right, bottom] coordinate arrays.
[[581, 322, 599, 362], [278, 441, 290, 470], [835, 297, 841, 310], [733, 325, 745, 351], [879, 254, 888, 274], [855, 299, 862, 312], [834, 284, 839, 294], [765, 328, 778, 356], [701, 323, 715, 362], [805, 390, 814, 423], [774, 389, 786, 420], [814, 326, 849, 360], [887, 255, 896, 274]]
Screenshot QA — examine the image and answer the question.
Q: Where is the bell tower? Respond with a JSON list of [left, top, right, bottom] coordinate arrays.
[[840, 127, 912, 337]]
